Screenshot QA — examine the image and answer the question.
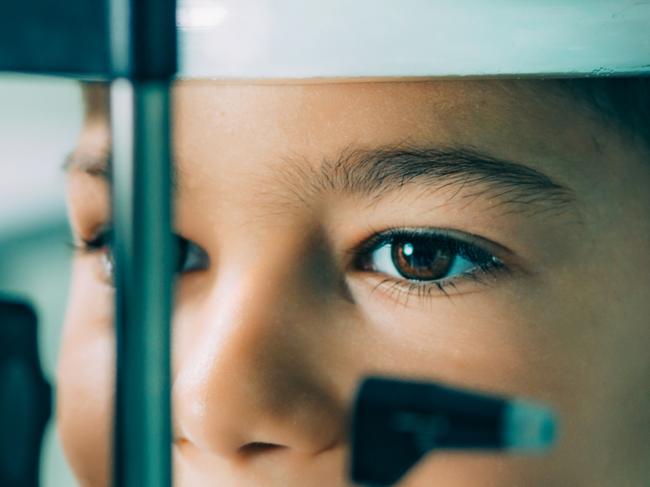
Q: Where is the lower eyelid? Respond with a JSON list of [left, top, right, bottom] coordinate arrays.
[[350, 258, 508, 305]]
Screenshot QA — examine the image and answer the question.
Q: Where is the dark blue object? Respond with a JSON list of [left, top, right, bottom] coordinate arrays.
[[350, 377, 558, 486], [0, 0, 109, 77], [0, 298, 51, 487], [0, 0, 176, 79]]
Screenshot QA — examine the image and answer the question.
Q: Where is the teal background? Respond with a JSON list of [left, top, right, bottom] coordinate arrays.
[[0, 74, 81, 486]]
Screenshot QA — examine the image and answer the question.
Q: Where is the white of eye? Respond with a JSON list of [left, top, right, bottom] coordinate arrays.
[[100, 252, 114, 280], [371, 244, 401, 278]]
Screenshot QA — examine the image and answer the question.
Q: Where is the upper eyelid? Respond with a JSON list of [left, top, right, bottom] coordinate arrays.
[[74, 234, 106, 250], [75, 223, 112, 245], [346, 227, 511, 261], [81, 228, 111, 248]]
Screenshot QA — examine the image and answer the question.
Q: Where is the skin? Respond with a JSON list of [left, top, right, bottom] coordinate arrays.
[[58, 80, 650, 486]]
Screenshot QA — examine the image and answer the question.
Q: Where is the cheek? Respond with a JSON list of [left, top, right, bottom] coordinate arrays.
[[347, 282, 598, 485], [346, 275, 588, 421], [348, 279, 533, 384], [401, 454, 551, 487], [57, 261, 114, 486]]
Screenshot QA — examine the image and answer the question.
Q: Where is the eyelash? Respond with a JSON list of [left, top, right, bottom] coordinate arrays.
[[70, 227, 210, 281], [70, 229, 110, 254], [72, 226, 507, 301], [348, 228, 507, 302], [69, 228, 113, 277]]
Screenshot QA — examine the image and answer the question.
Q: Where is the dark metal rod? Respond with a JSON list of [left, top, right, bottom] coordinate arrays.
[[110, 78, 173, 487]]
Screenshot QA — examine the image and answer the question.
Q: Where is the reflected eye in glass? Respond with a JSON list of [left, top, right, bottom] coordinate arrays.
[[74, 228, 210, 283], [350, 228, 506, 299]]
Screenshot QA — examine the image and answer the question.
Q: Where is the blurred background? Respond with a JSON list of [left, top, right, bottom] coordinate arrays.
[[0, 73, 80, 486]]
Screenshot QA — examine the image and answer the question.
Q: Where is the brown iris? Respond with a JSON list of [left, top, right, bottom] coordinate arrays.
[[391, 237, 453, 280]]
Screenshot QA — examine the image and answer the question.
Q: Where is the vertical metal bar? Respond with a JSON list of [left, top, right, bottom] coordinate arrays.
[[108, 0, 176, 482], [110, 79, 174, 487], [109, 77, 133, 486]]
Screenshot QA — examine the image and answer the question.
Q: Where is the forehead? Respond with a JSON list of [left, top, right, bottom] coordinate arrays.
[[168, 80, 596, 187], [75, 79, 628, 206], [175, 81, 568, 146], [70, 80, 650, 252], [173, 80, 574, 145], [84, 80, 592, 155]]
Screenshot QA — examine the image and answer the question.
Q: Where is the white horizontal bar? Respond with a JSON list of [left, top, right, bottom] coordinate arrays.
[[177, 0, 650, 79]]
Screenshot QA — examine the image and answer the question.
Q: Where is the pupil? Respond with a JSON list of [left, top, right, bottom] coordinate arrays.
[[391, 237, 452, 280]]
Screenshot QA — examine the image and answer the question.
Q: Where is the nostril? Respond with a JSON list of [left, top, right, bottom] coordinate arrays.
[[238, 442, 286, 457]]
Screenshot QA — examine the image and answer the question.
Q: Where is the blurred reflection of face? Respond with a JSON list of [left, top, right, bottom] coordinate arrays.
[[58, 80, 650, 486]]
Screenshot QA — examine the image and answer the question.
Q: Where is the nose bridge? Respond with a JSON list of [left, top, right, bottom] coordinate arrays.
[[172, 235, 345, 458]]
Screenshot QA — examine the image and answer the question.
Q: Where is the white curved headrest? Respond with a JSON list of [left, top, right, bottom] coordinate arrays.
[[176, 0, 650, 79]]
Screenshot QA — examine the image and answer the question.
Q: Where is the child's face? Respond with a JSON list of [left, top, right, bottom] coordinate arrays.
[[59, 80, 650, 486]]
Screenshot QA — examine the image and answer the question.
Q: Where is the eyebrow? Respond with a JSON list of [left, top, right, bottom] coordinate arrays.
[[273, 145, 576, 215], [64, 144, 576, 214], [63, 150, 111, 179]]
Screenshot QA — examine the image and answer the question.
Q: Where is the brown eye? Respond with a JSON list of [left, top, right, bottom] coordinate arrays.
[[391, 237, 453, 280], [355, 229, 501, 284]]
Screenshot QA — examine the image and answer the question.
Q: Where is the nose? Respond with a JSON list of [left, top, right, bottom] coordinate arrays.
[[172, 249, 347, 461]]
